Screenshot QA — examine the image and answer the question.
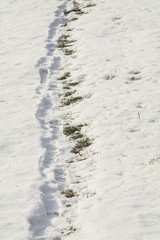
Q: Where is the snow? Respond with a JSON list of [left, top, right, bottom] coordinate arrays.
[[0, 0, 65, 239], [64, 1, 160, 240], [1, 0, 160, 239]]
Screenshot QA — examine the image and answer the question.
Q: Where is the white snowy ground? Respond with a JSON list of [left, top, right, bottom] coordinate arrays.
[[1, 0, 160, 240], [0, 0, 66, 239], [64, 1, 160, 240]]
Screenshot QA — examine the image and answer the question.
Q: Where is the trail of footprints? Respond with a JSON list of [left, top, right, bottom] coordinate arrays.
[[34, 1, 97, 239]]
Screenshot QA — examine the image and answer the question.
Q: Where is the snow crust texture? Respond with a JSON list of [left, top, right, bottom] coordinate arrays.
[[1, 0, 160, 239]]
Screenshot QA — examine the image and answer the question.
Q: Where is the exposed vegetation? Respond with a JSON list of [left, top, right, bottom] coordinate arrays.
[[71, 132, 84, 140], [64, 5, 85, 15], [71, 138, 92, 154], [64, 49, 75, 56], [67, 81, 81, 86], [104, 73, 116, 80], [69, 17, 78, 22], [129, 70, 141, 75], [63, 124, 86, 140], [64, 125, 83, 136], [84, 3, 96, 8], [129, 76, 141, 81], [112, 17, 121, 21], [58, 34, 76, 49], [58, 72, 71, 80], [62, 96, 83, 106], [64, 90, 76, 97], [63, 85, 71, 90], [61, 189, 76, 198]]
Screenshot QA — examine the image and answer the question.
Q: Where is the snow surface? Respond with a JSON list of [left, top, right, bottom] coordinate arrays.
[[1, 0, 160, 239], [0, 0, 66, 239]]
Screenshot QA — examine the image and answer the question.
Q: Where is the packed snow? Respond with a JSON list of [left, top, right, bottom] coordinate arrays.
[[1, 0, 160, 239]]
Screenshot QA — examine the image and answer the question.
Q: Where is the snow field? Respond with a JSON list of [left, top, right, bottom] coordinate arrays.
[[0, 0, 65, 239], [1, 0, 160, 239], [58, 1, 160, 240]]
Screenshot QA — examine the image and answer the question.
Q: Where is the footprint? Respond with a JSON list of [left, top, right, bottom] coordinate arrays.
[[39, 67, 48, 83]]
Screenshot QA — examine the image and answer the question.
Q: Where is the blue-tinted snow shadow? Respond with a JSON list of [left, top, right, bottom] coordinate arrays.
[[31, 2, 68, 240]]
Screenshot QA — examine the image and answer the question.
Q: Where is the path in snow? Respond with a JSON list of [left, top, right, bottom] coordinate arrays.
[[28, 2, 66, 239], [0, 1, 70, 240], [1, 0, 160, 240], [28, 1, 82, 239]]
